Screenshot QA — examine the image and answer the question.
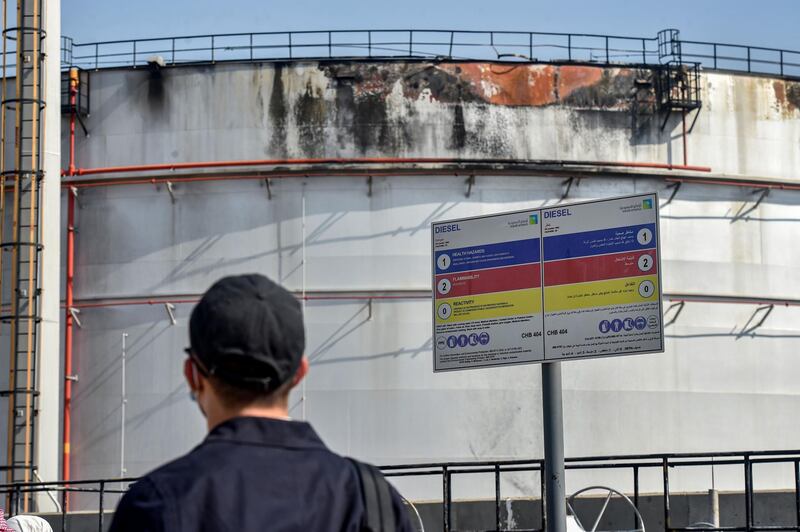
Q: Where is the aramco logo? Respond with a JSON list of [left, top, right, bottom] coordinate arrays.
[[642, 198, 653, 210], [529, 214, 539, 225]]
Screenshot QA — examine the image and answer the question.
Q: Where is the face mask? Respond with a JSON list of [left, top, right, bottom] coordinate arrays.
[[188, 362, 207, 417], [189, 389, 207, 417]]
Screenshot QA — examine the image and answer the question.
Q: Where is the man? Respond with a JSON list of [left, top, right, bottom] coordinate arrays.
[[110, 274, 413, 531]]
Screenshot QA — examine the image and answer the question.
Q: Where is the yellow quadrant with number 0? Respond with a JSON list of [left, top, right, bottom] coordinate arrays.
[[436, 288, 542, 324]]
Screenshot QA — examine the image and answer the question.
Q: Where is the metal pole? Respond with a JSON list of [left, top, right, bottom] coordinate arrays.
[[663, 457, 671, 531], [682, 110, 688, 167], [495, 464, 501, 532], [542, 362, 566, 532], [633, 466, 640, 530], [60, 487, 66, 532], [300, 186, 307, 420], [442, 465, 450, 532], [540, 460, 546, 531], [529, 33, 533, 60], [744, 455, 753, 531], [120, 333, 128, 481], [708, 488, 720, 528], [98, 481, 105, 532], [794, 460, 800, 529]]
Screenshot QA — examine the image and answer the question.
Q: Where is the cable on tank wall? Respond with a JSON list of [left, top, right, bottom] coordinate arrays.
[[120, 332, 128, 484]]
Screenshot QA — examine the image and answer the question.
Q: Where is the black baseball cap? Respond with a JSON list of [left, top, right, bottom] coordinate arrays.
[[187, 274, 306, 392]]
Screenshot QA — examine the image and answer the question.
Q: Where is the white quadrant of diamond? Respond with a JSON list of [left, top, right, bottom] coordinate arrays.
[[637, 253, 654, 272], [637, 227, 653, 246], [437, 278, 452, 295], [638, 279, 655, 298]]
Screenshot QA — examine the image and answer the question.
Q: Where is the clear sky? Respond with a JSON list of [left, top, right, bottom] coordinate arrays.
[[62, 0, 799, 51]]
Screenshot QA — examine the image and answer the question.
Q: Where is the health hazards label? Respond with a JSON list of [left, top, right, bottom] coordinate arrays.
[[432, 193, 664, 371]]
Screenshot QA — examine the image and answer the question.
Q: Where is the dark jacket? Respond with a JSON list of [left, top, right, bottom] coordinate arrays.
[[109, 416, 414, 532]]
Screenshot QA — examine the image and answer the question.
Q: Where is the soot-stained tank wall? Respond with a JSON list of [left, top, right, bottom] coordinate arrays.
[[63, 62, 800, 180], [58, 61, 800, 507]]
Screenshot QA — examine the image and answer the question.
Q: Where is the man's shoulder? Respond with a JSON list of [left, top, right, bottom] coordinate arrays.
[[130, 433, 358, 497], [126, 443, 203, 491], [110, 475, 168, 532], [114, 447, 414, 532], [109, 444, 219, 532], [116, 441, 217, 511]]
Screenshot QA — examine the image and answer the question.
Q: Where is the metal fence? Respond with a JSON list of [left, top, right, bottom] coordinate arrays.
[[679, 39, 800, 78], [57, 29, 800, 79], [62, 30, 657, 70], [2, 449, 799, 532]]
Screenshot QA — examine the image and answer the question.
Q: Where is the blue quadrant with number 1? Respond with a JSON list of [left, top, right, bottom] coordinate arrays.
[[543, 223, 656, 261], [435, 238, 540, 274]]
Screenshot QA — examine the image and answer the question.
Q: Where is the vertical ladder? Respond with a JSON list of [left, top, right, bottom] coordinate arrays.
[[656, 28, 702, 119], [0, 0, 45, 512]]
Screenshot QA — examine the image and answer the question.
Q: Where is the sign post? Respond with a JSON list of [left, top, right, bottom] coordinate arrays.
[[542, 361, 566, 532], [432, 193, 664, 530]]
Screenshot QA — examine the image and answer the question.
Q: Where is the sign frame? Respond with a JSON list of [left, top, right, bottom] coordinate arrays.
[[431, 192, 664, 372]]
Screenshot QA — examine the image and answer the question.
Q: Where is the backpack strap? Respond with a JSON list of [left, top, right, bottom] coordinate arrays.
[[348, 458, 396, 532]]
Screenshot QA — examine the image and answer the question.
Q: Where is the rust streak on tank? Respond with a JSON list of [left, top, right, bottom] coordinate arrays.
[[438, 63, 557, 106], [557, 66, 605, 100], [772, 80, 800, 116]]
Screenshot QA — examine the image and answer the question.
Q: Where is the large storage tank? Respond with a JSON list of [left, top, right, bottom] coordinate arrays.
[[46, 29, 800, 522]]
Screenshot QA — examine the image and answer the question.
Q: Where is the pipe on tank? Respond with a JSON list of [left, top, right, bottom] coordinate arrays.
[[56, 168, 800, 194], [63, 67, 79, 487], [68, 69, 78, 176], [665, 177, 800, 191], [59, 292, 800, 309], [60, 157, 713, 178], [63, 186, 75, 488], [682, 110, 688, 167]]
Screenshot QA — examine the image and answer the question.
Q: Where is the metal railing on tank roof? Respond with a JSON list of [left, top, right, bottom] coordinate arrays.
[[61, 29, 658, 69], [55, 28, 800, 79], [2, 449, 799, 532], [679, 38, 800, 78]]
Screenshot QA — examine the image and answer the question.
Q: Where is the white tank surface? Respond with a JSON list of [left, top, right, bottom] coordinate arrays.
[[53, 44, 800, 505]]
